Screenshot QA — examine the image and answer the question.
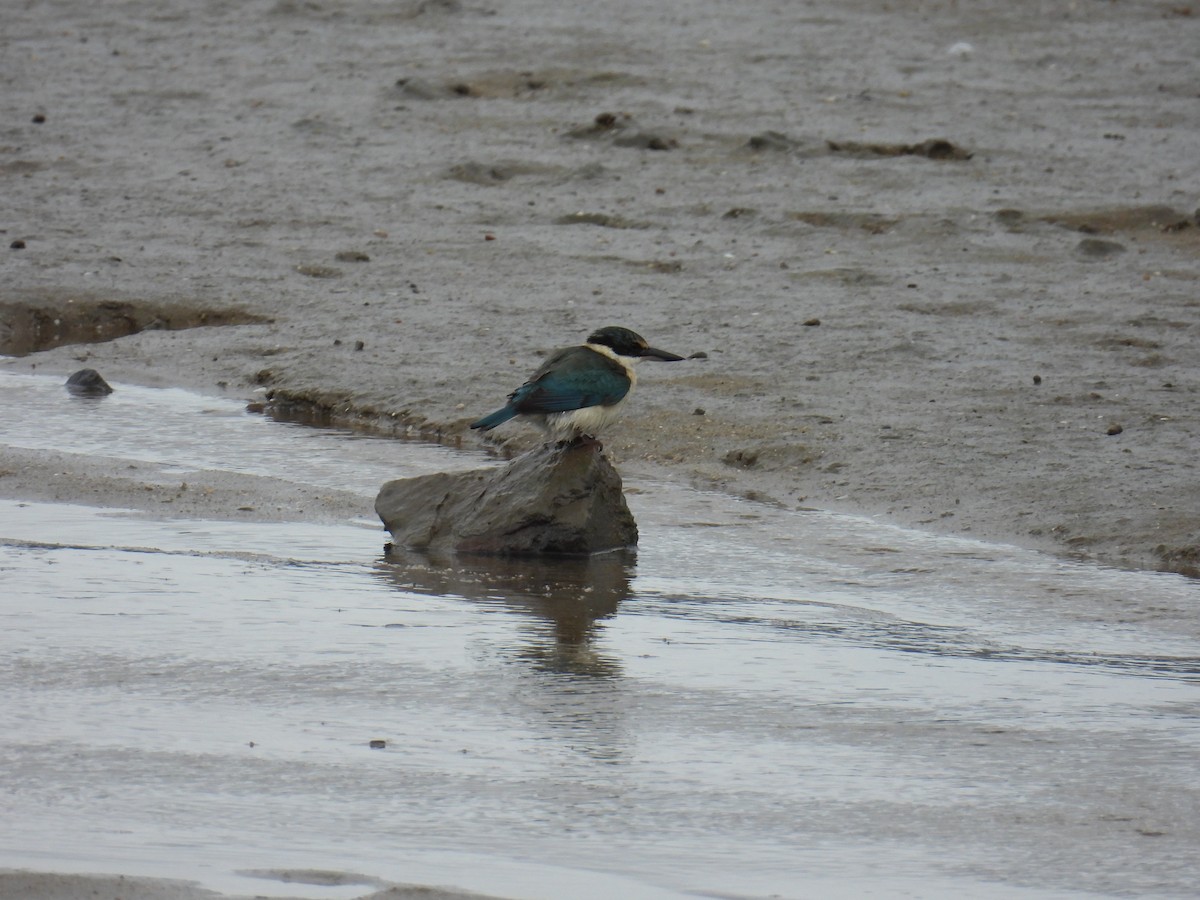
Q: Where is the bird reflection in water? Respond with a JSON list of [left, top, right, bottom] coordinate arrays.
[[375, 548, 635, 678]]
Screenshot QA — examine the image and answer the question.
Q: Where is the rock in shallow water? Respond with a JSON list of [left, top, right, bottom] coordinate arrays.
[[65, 368, 113, 396], [375, 441, 637, 556]]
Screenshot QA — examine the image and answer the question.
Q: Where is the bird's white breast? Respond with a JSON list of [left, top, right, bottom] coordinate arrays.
[[543, 399, 629, 439]]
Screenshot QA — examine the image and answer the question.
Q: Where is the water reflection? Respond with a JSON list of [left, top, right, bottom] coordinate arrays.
[[375, 549, 636, 678]]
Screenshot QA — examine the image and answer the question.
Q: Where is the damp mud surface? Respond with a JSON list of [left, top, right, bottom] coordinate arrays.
[[2, 1, 1200, 894], [3, 0, 1199, 577], [2, 373, 1199, 900]]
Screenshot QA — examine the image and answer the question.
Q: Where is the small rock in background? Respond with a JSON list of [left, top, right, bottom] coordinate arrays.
[[295, 264, 342, 278], [723, 448, 760, 468], [826, 137, 972, 160], [745, 130, 798, 153], [1076, 238, 1126, 259], [65, 368, 113, 396], [613, 131, 677, 151]]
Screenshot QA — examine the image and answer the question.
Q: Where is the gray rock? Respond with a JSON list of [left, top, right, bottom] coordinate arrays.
[[1076, 237, 1126, 258], [375, 441, 638, 556], [65, 368, 113, 396]]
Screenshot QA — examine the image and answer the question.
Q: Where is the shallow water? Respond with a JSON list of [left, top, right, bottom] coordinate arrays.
[[1, 373, 1198, 899]]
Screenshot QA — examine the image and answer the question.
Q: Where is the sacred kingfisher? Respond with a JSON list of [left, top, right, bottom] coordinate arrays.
[[470, 326, 684, 441]]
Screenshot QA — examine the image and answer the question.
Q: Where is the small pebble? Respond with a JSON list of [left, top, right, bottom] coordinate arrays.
[[803, 318, 821, 327], [1033, 374, 1042, 385], [693, 408, 706, 416], [295, 264, 342, 278], [354, 340, 365, 351], [65, 368, 113, 396], [369, 739, 387, 749], [1106, 423, 1124, 436], [1076, 237, 1126, 259], [10, 240, 26, 249]]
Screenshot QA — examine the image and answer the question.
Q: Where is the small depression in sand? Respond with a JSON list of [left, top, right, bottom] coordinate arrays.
[[1, 372, 1198, 899]]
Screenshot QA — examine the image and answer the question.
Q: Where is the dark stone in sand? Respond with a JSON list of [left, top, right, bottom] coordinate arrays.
[[375, 441, 638, 556], [745, 130, 797, 152], [1076, 237, 1126, 258], [65, 368, 113, 396], [826, 137, 973, 160], [612, 131, 678, 150]]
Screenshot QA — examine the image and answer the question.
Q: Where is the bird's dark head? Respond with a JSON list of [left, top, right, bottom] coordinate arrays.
[[587, 326, 685, 362]]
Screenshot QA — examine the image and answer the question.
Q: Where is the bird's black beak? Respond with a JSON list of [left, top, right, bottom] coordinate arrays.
[[641, 346, 685, 362]]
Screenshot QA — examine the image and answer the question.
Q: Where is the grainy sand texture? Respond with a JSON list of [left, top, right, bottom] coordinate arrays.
[[4, 2, 1198, 572]]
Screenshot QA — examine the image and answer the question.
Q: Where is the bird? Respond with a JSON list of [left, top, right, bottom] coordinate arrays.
[[470, 326, 684, 443]]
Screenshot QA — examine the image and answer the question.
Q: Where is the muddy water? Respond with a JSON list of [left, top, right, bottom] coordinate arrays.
[[1, 374, 1198, 899]]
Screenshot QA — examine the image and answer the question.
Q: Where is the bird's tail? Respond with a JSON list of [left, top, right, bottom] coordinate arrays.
[[470, 406, 517, 431]]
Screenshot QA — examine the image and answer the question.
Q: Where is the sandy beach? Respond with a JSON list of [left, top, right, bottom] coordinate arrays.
[[2, 1, 1199, 896]]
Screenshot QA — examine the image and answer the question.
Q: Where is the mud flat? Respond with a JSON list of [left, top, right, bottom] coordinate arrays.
[[3, 2, 1198, 578]]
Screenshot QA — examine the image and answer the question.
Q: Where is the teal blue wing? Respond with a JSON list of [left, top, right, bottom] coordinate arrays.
[[510, 347, 630, 413]]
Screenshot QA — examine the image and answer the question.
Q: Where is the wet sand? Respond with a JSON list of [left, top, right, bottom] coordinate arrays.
[[4, 0, 1199, 575], [0, 870, 507, 900]]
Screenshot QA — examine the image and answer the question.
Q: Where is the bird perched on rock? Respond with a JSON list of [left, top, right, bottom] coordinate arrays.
[[470, 326, 684, 442]]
